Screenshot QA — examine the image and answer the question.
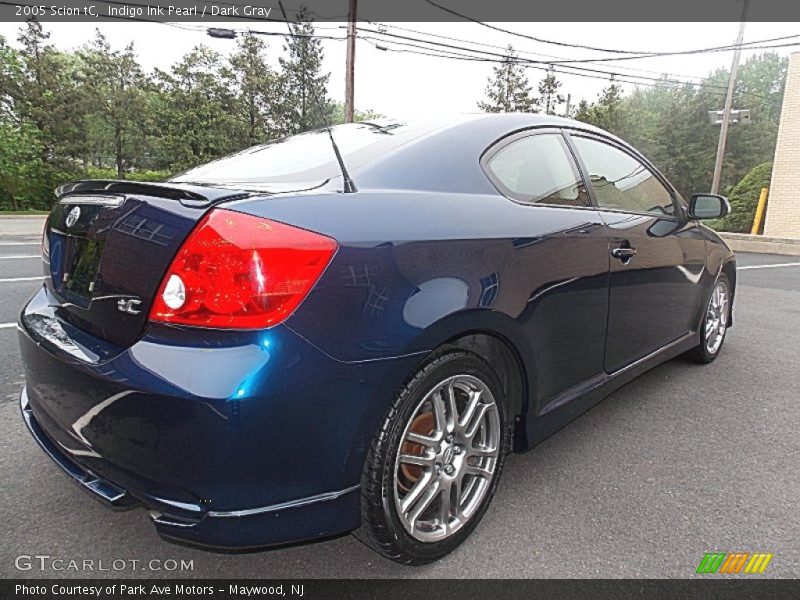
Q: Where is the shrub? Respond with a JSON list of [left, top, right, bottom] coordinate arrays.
[[84, 167, 172, 182], [711, 162, 772, 233]]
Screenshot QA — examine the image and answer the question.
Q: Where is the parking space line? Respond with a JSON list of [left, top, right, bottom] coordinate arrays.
[[0, 255, 40, 260], [0, 242, 39, 246], [0, 323, 17, 329], [738, 262, 800, 270], [0, 276, 45, 283]]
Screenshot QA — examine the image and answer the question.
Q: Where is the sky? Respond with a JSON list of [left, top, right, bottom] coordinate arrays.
[[1, 20, 798, 119]]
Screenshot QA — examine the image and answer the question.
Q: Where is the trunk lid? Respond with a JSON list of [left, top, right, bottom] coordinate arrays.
[[43, 180, 249, 347]]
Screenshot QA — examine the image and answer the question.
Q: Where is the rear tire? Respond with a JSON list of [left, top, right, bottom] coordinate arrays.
[[686, 274, 731, 364], [355, 349, 510, 565]]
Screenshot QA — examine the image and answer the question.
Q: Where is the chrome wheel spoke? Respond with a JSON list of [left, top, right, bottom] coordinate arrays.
[[451, 474, 463, 513], [431, 390, 448, 437], [458, 388, 482, 432], [443, 382, 458, 433], [465, 401, 494, 440], [401, 470, 436, 514], [398, 452, 435, 467], [469, 443, 500, 458], [406, 431, 439, 448], [439, 482, 453, 531], [705, 319, 715, 337], [407, 479, 440, 527], [465, 463, 493, 480]]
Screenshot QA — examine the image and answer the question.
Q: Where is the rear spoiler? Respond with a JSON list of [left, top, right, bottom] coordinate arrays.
[[55, 180, 252, 207]]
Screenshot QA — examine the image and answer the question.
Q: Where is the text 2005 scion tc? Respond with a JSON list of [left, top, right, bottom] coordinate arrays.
[[18, 114, 735, 564]]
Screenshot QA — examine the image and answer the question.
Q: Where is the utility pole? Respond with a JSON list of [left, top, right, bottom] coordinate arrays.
[[711, 0, 750, 195], [344, 0, 357, 123], [564, 93, 571, 118]]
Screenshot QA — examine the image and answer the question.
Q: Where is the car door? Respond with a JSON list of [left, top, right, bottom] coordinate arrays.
[[566, 132, 707, 373], [482, 129, 610, 405]]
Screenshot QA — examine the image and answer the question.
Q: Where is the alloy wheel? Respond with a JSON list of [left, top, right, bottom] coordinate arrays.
[[705, 280, 729, 355], [393, 374, 501, 542]]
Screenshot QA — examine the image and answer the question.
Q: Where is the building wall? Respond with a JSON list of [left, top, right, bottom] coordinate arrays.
[[765, 52, 800, 238]]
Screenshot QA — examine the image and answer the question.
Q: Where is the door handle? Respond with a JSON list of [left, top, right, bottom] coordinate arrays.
[[611, 246, 638, 262]]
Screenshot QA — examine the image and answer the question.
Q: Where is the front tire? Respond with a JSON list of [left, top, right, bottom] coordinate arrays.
[[356, 349, 510, 565], [686, 274, 731, 364]]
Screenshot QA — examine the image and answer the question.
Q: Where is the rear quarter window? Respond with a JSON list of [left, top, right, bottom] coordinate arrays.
[[485, 134, 590, 207]]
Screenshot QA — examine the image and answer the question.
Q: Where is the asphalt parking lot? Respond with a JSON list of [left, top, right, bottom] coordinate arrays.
[[1, 227, 798, 579]]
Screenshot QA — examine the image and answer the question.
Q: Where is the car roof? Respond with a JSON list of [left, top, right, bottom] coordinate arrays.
[[348, 113, 623, 194], [357, 112, 614, 141]]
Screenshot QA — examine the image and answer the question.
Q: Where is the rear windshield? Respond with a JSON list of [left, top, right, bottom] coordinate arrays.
[[170, 120, 441, 191]]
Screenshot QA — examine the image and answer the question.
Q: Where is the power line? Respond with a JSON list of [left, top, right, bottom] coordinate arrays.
[[361, 38, 782, 108], [358, 25, 800, 78], [549, 38, 800, 64], [425, 0, 800, 60], [357, 27, 782, 106], [425, 0, 650, 54], [367, 21, 708, 82]]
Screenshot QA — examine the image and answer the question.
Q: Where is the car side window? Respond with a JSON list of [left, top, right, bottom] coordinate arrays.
[[571, 136, 676, 216], [485, 134, 590, 207]]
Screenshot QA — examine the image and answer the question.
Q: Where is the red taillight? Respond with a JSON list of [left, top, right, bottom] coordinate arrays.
[[149, 209, 337, 329]]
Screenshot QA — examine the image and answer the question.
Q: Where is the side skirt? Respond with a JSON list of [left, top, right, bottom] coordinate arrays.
[[519, 331, 700, 451]]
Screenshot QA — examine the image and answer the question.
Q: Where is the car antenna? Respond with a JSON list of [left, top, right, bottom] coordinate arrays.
[[278, 1, 356, 194]]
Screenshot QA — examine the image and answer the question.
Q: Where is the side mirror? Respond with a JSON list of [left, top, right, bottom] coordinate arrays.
[[689, 193, 730, 220]]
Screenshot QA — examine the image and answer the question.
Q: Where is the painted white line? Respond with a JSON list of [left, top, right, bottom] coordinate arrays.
[[0, 242, 39, 246], [0, 255, 40, 260], [738, 262, 800, 270], [0, 276, 45, 283], [0, 323, 17, 329]]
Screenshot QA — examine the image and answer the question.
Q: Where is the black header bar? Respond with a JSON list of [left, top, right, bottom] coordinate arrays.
[[0, 0, 798, 23]]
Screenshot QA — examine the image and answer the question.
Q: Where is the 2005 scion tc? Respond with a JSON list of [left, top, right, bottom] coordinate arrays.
[[18, 114, 735, 564]]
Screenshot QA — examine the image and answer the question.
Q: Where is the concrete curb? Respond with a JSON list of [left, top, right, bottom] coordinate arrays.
[[720, 232, 800, 257], [3, 218, 800, 256]]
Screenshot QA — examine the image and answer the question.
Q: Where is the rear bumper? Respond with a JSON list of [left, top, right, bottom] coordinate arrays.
[[21, 385, 362, 548], [21, 386, 361, 548], [17, 287, 423, 549]]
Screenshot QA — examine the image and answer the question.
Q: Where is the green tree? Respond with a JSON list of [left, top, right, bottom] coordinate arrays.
[[76, 30, 150, 178], [722, 53, 786, 191], [14, 21, 80, 169], [478, 45, 538, 113], [574, 77, 627, 134], [592, 77, 625, 132], [0, 35, 23, 121], [0, 121, 44, 210], [573, 99, 592, 122], [538, 65, 565, 116], [278, 6, 332, 134], [329, 102, 383, 124], [155, 46, 240, 168], [229, 33, 281, 145]]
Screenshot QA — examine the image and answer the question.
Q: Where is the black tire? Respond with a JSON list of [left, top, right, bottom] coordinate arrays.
[[355, 349, 511, 565], [685, 273, 731, 364]]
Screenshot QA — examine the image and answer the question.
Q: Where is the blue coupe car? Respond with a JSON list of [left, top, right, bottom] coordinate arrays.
[[18, 114, 735, 564]]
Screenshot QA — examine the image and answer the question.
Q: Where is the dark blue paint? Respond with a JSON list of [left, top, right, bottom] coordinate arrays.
[[18, 114, 735, 550]]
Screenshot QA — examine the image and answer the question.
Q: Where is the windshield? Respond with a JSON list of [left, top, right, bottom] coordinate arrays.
[[170, 120, 441, 191]]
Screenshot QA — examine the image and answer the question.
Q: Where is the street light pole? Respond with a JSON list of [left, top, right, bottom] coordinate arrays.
[[344, 0, 357, 123], [710, 0, 750, 195]]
